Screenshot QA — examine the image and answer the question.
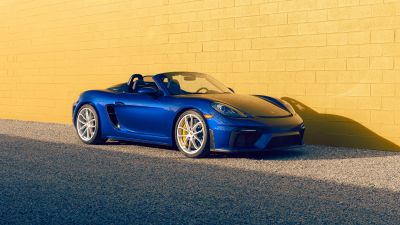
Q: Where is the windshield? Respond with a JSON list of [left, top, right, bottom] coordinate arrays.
[[158, 72, 232, 95]]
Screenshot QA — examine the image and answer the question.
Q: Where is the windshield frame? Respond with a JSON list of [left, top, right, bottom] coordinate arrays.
[[153, 72, 232, 96]]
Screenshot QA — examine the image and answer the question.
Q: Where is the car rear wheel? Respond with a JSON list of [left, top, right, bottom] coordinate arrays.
[[76, 104, 105, 144], [175, 110, 210, 158]]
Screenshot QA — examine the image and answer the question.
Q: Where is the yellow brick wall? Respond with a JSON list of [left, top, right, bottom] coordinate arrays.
[[1, 0, 400, 150]]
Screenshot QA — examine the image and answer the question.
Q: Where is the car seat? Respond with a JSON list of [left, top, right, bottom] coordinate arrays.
[[167, 79, 181, 95]]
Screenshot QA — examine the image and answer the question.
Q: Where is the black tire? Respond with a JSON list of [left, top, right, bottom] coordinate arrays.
[[75, 104, 106, 145], [175, 110, 210, 158]]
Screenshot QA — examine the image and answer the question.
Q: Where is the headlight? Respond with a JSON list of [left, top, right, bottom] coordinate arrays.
[[211, 102, 247, 118], [281, 100, 296, 115]]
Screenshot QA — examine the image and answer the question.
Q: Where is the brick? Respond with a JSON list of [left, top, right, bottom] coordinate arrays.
[[219, 40, 235, 51], [382, 97, 400, 110], [250, 60, 268, 71], [277, 48, 299, 59], [316, 46, 338, 58], [235, 16, 260, 28], [278, 24, 298, 36], [267, 60, 286, 71], [347, 57, 369, 70], [232, 61, 249, 72], [360, 44, 383, 56], [371, 30, 395, 43], [348, 31, 370, 44], [298, 23, 319, 35], [295, 71, 315, 83], [268, 13, 287, 25], [357, 97, 382, 110], [335, 97, 358, 109], [383, 70, 400, 83], [372, 84, 396, 96], [327, 84, 370, 96], [234, 39, 251, 50], [219, 18, 235, 29], [325, 59, 347, 70], [360, 0, 382, 5], [370, 57, 394, 69], [288, 11, 308, 24], [217, 62, 233, 72], [308, 10, 328, 22], [372, 3, 397, 16], [243, 50, 260, 60], [382, 44, 400, 56], [316, 71, 337, 82], [286, 60, 304, 71], [338, 45, 359, 57], [315, 0, 338, 9], [306, 84, 326, 95], [203, 41, 219, 51], [338, 0, 359, 7], [371, 111, 395, 124], [260, 2, 278, 15], [305, 59, 325, 70], [327, 33, 347, 45]]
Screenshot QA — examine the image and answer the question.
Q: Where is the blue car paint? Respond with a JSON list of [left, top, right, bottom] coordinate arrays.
[[73, 73, 305, 152]]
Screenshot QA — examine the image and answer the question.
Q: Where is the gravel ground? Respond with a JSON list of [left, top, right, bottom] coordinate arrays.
[[0, 119, 400, 224]]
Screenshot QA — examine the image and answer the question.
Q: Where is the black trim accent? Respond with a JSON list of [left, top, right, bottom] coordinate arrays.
[[106, 105, 120, 128], [229, 130, 262, 148], [266, 134, 303, 149]]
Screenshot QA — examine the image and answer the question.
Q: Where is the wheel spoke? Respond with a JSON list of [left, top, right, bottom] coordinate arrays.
[[193, 135, 202, 143], [184, 116, 190, 130], [187, 138, 192, 150], [192, 122, 202, 131], [193, 129, 203, 135], [79, 124, 87, 130], [191, 139, 199, 149]]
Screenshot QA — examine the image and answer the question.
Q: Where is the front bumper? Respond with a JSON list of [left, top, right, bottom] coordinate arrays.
[[208, 115, 305, 152]]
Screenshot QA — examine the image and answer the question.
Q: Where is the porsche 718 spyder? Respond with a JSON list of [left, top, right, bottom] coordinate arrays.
[[73, 72, 305, 158]]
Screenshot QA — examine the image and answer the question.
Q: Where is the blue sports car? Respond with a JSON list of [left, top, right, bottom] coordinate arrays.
[[73, 72, 305, 158]]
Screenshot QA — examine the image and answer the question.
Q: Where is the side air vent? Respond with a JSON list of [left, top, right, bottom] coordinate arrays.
[[106, 105, 120, 128]]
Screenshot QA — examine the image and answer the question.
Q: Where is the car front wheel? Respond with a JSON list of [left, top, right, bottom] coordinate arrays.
[[175, 110, 210, 158], [76, 104, 105, 144]]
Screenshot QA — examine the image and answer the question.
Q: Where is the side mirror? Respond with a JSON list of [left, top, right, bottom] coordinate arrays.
[[138, 87, 157, 94], [228, 87, 235, 93]]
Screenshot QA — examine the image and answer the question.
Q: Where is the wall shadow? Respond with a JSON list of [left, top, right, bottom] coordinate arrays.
[[282, 97, 400, 151]]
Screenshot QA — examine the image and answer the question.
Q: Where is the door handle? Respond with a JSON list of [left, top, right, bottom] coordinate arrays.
[[115, 101, 125, 106]]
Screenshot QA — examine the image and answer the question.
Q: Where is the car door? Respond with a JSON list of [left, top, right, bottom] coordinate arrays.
[[113, 92, 174, 139]]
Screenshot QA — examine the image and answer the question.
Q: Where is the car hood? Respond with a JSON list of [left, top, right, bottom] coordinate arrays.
[[183, 94, 292, 117]]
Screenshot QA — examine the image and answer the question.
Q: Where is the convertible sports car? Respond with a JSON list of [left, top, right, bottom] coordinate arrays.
[[73, 72, 305, 158]]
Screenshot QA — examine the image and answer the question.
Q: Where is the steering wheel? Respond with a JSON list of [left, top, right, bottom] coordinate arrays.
[[196, 87, 209, 94]]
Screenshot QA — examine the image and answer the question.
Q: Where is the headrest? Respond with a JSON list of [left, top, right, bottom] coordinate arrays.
[[132, 79, 146, 93]]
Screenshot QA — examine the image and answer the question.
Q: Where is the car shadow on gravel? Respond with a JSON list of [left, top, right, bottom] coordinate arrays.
[[209, 145, 400, 161], [103, 140, 400, 161]]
